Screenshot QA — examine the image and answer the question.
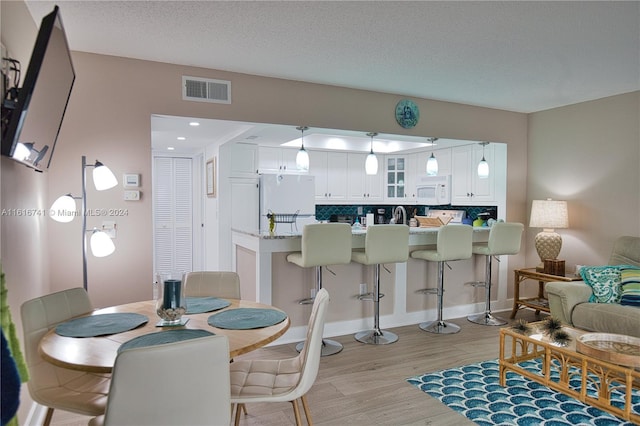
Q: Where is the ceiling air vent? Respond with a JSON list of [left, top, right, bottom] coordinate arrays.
[[182, 76, 231, 104]]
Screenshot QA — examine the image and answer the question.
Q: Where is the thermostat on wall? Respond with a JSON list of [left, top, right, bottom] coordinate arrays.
[[123, 173, 140, 187]]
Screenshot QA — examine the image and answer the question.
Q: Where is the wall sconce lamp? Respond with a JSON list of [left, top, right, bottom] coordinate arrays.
[[529, 199, 569, 267], [295, 126, 310, 171], [426, 137, 438, 176], [477, 142, 490, 179], [365, 132, 378, 175], [50, 155, 118, 290]]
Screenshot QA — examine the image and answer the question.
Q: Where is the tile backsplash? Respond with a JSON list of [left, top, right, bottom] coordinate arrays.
[[316, 204, 498, 223]]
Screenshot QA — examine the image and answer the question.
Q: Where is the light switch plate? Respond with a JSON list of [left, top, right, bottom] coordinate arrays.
[[123, 173, 140, 187], [124, 190, 140, 201]]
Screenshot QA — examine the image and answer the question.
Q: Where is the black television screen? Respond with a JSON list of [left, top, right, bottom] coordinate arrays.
[[1, 6, 75, 172]]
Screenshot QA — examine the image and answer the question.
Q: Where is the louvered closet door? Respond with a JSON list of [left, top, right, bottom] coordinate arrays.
[[153, 157, 193, 273]]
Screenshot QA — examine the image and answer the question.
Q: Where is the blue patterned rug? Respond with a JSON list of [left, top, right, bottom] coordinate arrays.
[[407, 359, 639, 425]]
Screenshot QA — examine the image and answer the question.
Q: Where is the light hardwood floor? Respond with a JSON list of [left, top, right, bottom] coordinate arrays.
[[49, 309, 546, 426]]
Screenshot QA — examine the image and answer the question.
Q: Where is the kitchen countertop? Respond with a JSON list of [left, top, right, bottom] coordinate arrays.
[[232, 225, 490, 240]]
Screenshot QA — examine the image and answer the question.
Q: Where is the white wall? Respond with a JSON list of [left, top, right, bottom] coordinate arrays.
[[527, 92, 640, 267]]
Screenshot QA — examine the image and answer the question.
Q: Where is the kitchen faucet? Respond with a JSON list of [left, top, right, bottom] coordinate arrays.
[[393, 206, 407, 225]]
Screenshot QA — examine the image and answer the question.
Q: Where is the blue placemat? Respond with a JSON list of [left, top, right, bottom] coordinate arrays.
[[186, 297, 231, 314], [208, 308, 287, 329], [55, 313, 149, 337], [118, 329, 215, 353]]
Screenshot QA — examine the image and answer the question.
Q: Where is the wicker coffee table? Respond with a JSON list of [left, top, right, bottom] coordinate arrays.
[[499, 322, 640, 422]]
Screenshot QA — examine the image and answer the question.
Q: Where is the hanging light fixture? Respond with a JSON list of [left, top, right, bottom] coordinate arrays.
[[365, 132, 378, 175], [426, 137, 439, 176], [295, 126, 310, 171], [477, 142, 490, 179]]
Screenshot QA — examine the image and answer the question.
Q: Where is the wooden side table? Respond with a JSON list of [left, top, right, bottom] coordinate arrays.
[[511, 268, 582, 319]]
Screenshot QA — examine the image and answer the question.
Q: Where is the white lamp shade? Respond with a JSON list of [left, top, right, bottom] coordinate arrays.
[[90, 230, 115, 257], [365, 152, 378, 175], [477, 158, 489, 179], [93, 164, 118, 190], [296, 148, 309, 171], [50, 195, 77, 223], [426, 154, 438, 176], [529, 199, 569, 230]]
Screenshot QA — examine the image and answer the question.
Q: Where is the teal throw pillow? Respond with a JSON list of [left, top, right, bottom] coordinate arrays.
[[619, 266, 640, 307], [580, 265, 622, 304]]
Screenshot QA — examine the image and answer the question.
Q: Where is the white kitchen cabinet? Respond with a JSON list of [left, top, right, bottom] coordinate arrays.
[[451, 144, 495, 205], [347, 153, 383, 202], [416, 147, 452, 177], [309, 151, 348, 203], [258, 146, 300, 173], [384, 156, 415, 203], [230, 142, 258, 178]]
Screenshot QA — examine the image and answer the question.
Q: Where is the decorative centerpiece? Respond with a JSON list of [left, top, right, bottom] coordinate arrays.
[[540, 317, 571, 346], [511, 319, 533, 336], [154, 272, 187, 326]]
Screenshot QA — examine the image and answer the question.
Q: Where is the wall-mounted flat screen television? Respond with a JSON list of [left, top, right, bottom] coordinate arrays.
[[1, 6, 75, 172]]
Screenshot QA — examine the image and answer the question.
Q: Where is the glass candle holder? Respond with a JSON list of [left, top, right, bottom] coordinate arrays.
[[154, 272, 187, 325]]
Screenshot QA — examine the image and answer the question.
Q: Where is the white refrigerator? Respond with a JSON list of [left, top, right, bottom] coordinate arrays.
[[259, 173, 316, 233]]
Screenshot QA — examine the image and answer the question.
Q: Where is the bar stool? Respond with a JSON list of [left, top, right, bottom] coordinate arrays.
[[410, 224, 473, 334], [352, 224, 409, 345], [286, 223, 352, 356], [467, 222, 524, 326]]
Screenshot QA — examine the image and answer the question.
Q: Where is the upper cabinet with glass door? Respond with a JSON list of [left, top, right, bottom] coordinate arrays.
[[385, 156, 413, 203]]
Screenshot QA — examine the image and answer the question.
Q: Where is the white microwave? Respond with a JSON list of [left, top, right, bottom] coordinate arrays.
[[416, 175, 451, 205]]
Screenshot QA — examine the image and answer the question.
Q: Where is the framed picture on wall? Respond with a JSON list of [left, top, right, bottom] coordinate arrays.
[[206, 157, 216, 197]]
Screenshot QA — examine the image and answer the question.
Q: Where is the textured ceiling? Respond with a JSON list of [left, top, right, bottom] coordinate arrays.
[[24, 0, 640, 114]]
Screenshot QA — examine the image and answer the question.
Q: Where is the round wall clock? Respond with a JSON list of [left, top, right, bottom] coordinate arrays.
[[395, 99, 420, 129]]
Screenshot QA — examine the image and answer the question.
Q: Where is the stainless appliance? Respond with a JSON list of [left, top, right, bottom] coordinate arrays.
[[375, 208, 386, 224], [259, 174, 316, 232], [416, 175, 451, 205]]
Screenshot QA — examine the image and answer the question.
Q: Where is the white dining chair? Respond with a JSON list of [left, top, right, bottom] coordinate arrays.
[[20, 288, 110, 425], [183, 270, 241, 298], [230, 288, 330, 426], [89, 334, 230, 426]]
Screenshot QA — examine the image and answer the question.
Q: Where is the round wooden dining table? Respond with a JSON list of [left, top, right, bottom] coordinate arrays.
[[38, 299, 290, 373]]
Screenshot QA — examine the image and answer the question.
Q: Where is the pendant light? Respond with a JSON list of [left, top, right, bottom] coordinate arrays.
[[365, 132, 378, 175], [295, 126, 310, 171], [477, 142, 489, 179], [426, 137, 438, 176]]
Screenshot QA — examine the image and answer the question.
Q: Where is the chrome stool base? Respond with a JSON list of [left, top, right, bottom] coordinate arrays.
[[355, 329, 398, 345], [467, 312, 507, 326], [296, 338, 343, 356], [419, 320, 460, 334]]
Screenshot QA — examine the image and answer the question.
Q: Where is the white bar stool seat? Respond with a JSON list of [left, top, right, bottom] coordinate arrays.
[[351, 224, 409, 345], [410, 224, 473, 334], [467, 222, 524, 325], [286, 223, 352, 356]]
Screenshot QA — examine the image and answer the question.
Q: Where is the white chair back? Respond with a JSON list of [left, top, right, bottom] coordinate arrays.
[[97, 335, 230, 426], [289, 223, 352, 268], [485, 222, 524, 255], [436, 224, 473, 261], [360, 224, 410, 265], [20, 288, 109, 419], [184, 271, 241, 298], [296, 287, 330, 394]]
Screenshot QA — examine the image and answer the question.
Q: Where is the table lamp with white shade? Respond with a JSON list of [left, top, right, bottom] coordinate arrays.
[[529, 199, 569, 266]]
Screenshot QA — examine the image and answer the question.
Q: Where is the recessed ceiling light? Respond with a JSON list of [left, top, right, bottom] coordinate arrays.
[[189, 121, 200, 126], [167, 147, 175, 150], [177, 136, 186, 141]]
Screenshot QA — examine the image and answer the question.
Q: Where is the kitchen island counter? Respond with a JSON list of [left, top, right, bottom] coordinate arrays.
[[231, 225, 502, 345], [233, 225, 489, 239]]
